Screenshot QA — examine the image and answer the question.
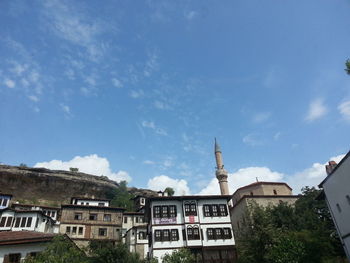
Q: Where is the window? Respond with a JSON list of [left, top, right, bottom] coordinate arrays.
[[184, 202, 197, 216], [26, 217, 32, 228], [140, 198, 145, 205], [187, 226, 200, 240], [154, 206, 161, 218], [211, 205, 219, 217], [14, 217, 21, 228], [86, 202, 89, 206], [250, 192, 254, 196], [47, 211, 51, 217], [66, 226, 71, 234], [0, 217, 6, 227], [207, 228, 214, 240], [140, 216, 144, 223], [171, 229, 179, 241], [51, 211, 56, 217], [8, 253, 21, 263], [169, 205, 177, 217], [190, 204, 197, 215], [161, 206, 169, 218], [99, 228, 107, 236], [185, 204, 190, 215], [219, 204, 228, 216], [215, 228, 222, 239], [346, 195, 350, 205], [74, 213, 82, 220], [193, 227, 200, 240], [223, 228, 232, 239], [6, 217, 13, 227], [89, 214, 97, 220], [98, 203, 105, 207], [2, 199, 8, 207], [72, 227, 77, 234], [187, 227, 193, 239], [20, 217, 27, 228], [163, 229, 170, 241], [203, 205, 211, 217], [81, 202, 84, 205], [104, 214, 111, 222], [139, 231, 146, 240], [273, 189, 277, 195], [78, 227, 83, 235], [135, 216, 139, 223], [155, 230, 161, 242], [124, 217, 128, 223]]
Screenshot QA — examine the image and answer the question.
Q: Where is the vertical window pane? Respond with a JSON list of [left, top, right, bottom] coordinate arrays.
[[26, 217, 32, 227]]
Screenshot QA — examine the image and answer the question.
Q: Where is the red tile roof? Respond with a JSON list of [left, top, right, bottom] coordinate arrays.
[[0, 231, 56, 245]]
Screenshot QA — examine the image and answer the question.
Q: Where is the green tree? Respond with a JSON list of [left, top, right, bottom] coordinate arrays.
[[110, 181, 135, 211], [69, 167, 79, 172], [164, 187, 175, 196], [24, 235, 88, 263], [345, 59, 350, 75], [162, 248, 195, 263], [89, 241, 141, 263]]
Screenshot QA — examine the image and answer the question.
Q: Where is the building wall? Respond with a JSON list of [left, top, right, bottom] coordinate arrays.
[[322, 156, 350, 259], [71, 199, 109, 207], [0, 242, 48, 263]]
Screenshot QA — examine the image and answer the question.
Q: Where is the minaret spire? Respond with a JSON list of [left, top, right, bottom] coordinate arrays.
[[214, 139, 229, 195]]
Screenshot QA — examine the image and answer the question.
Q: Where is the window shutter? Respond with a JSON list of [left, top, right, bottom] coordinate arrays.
[[182, 229, 186, 241], [3, 255, 9, 263]]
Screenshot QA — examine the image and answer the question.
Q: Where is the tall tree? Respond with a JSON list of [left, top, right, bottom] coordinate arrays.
[[164, 187, 175, 196], [162, 248, 195, 263], [110, 181, 135, 211], [345, 59, 350, 75]]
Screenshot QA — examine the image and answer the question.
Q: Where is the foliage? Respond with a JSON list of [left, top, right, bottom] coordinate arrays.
[[69, 167, 79, 172], [236, 187, 346, 263], [345, 59, 350, 75], [164, 187, 175, 196], [162, 248, 195, 263], [110, 181, 135, 211], [24, 235, 88, 263], [89, 241, 141, 263], [19, 163, 27, 167]]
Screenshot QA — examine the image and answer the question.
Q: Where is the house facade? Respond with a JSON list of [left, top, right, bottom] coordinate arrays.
[[319, 152, 350, 261], [0, 209, 55, 233], [59, 198, 125, 248], [230, 182, 299, 234], [147, 195, 236, 263], [0, 194, 12, 210], [125, 225, 148, 259]]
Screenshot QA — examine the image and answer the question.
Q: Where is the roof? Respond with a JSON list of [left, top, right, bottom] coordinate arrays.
[[70, 197, 111, 202], [232, 181, 292, 196], [124, 211, 144, 215], [0, 193, 13, 197], [148, 195, 232, 202], [0, 231, 56, 245], [12, 203, 60, 210], [61, 204, 125, 211], [319, 150, 350, 187]]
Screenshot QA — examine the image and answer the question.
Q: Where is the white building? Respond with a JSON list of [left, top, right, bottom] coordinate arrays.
[[0, 194, 12, 210], [319, 152, 350, 261], [125, 225, 148, 259], [0, 231, 66, 263], [0, 209, 55, 234], [147, 195, 236, 262], [71, 197, 110, 207], [122, 212, 146, 236]]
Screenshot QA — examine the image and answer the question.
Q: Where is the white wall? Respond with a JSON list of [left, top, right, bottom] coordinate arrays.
[[151, 200, 183, 225], [0, 243, 48, 263], [72, 199, 109, 207], [197, 199, 231, 224]]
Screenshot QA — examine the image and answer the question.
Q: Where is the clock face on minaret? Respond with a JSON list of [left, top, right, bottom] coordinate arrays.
[[214, 139, 230, 195]]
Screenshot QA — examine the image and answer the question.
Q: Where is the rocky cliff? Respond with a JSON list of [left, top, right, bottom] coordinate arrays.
[[0, 165, 155, 207]]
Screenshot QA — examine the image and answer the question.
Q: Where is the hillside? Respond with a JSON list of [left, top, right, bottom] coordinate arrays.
[[0, 165, 155, 207]]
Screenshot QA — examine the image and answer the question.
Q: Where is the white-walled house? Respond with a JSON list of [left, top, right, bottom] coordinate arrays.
[[0, 209, 55, 233], [319, 152, 350, 261], [71, 197, 110, 207], [122, 212, 146, 237], [0, 194, 12, 210], [147, 195, 236, 262], [125, 225, 148, 259]]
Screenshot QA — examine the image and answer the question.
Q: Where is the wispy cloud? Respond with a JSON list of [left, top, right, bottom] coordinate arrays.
[[273, 132, 281, 141], [141, 120, 167, 136], [305, 98, 328, 122], [28, 95, 39, 102], [144, 51, 159, 77], [60, 103, 72, 117], [4, 79, 15, 88], [184, 10, 198, 20], [243, 133, 264, 146], [143, 160, 155, 165], [111, 78, 123, 88], [130, 89, 144, 99], [252, 112, 271, 123], [338, 100, 350, 121], [154, 100, 170, 110]]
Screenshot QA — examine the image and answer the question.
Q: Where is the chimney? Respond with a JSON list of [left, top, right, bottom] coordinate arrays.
[[325, 161, 338, 175]]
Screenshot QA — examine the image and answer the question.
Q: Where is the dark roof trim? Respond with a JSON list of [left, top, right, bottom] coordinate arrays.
[[0, 193, 13, 197], [124, 212, 144, 215], [148, 195, 232, 201], [232, 182, 292, 196], [231, 195, 300, 210], [61, 204, 125, 211], [319, 150, 350, 187]]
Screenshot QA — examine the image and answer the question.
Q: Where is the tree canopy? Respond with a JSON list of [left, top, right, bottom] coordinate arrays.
[[110, 180, 135, 211], [162, 248, 195, 263]]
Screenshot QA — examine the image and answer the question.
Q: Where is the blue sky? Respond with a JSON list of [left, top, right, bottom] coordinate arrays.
[[1, 0, 350, 195]]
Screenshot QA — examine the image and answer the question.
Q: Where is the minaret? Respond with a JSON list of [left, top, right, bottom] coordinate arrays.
[[215, 138, 230, 195]]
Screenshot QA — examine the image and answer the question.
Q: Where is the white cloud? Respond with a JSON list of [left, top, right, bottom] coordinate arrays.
[[154, 100, 170, 110], [253, 112, 271, 123], [10, 62, 28, 76], [112, 78, 123, 88], [34, 154, 131, 182], [85, 76, 96, 86], [141, 121, 167, 136], [198, 167, 284, 195], [143, 160, 155, 165], [147, 175, 190, 195], [338, 100, 350, 121], [60, 103, 71, 116], [4, 79, 15, 88], [305, 98, 328, 122], [273, 132, 281, 141], [28, 95, 39, 102], [184, 10, 198, 20], [130, 89, 144, 99], [243, 133, 263, 146], [143, 51, 159, 77]]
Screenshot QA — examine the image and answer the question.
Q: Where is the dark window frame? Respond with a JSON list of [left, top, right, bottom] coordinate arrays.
[[98, 228, 107, 236], [89, 214, 98, 221], [74, 213, 82, 220]]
